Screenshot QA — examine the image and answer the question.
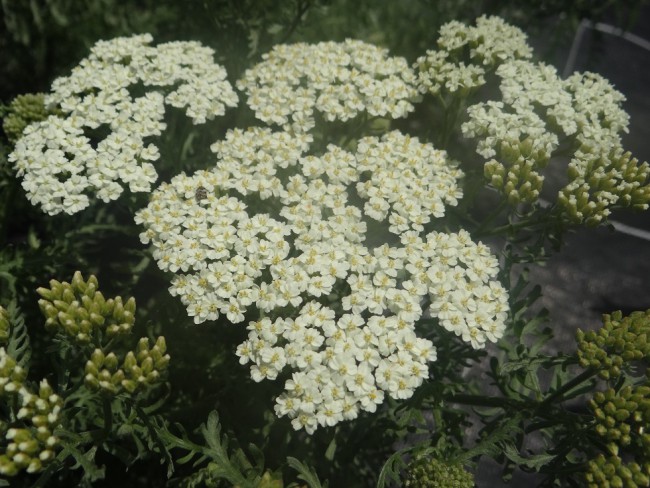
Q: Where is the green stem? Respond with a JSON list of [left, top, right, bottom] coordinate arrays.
[[441, 96, 463, 148], [102, 397, 113, 437], [444, 393, 525, 410], [477, 214, 551, 237], [539, 368, 599, 408], [279, 0, 311, 44], [474, 200, 508, 236]]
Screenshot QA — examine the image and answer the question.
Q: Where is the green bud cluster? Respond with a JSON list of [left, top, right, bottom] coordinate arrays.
[[590, 385, 650, 457], [558, 147, 650, 226], [37, 271, 135, 344], [0, 348, 27, 395], [585, 453, 650, 488], [84, 337, 170, 396], [403, 456, 474, 488], [576, 310, 650, 380], [0, 307, 9, 345], [1, 272, 170, 477], [484, 137, 550, 205], [2, 93, 59, 144], [0, 366, 62, 476]]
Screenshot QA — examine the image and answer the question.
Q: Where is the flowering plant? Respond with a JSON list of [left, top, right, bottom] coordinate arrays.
[[1, 5, 649, 488]]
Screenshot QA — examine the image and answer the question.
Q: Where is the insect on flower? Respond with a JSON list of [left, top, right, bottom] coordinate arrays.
[[195, 186, 208, 203]]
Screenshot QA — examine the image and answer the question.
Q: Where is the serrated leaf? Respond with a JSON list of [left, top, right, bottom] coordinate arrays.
[[6, 301, 31, 370], [287, 457, 327, 488], [501, 443, 556, 471], [456, 416, 524, 463], [376, 447, 409, 488], [57, 441, 105, 482], [499, 356, 567, 375], [247, 442, 265, 471], [195, 411, 256, 486]]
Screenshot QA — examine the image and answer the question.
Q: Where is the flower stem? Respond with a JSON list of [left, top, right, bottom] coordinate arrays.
[[539, 368, 599, 408], [102, 397, 113, 437]]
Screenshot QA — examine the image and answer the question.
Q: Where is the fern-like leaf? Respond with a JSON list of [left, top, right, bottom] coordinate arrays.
[[5, 300, 31, 370], [287, 456, 328, 488]]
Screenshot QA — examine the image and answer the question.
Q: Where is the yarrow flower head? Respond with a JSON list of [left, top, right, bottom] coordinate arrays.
[[414, 15, 532, 97], [9, 34, 238, 215], [462, 58, 650, 222], [136, 127, 509, 432], [237, 40, 419, 132]]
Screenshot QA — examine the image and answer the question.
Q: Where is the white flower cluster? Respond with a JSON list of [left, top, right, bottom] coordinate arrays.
[[9, 34, 238, 215], [237, 40, 418, 132], [493, 61, 629, 144], [135, 127, 509, 432], [462, 59, 650, 220], [463, 100, 559, 161], [355, 131, 463, 233], [415, 15, 532, 97]]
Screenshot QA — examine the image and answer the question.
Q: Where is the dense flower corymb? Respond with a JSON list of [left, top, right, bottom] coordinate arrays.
[[415, 15, 532, 98], [9, 34, 238, 216], [136, 127, 509, 432], [237, 40, 419, 132]]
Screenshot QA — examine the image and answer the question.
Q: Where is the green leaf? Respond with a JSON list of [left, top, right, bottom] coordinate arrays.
[[455, 415, 524, 463], [57, 441, 106, 482], [501, 443, 556, 471], [287, 456, 328, 488], [5, 301, 31, 370], [198, 411, 259, 487], [202, 411, 222, 452], [324, 436, 336, 461], [376, 447, 409, 488], [499, 355, 567, 375], [247, 442, 265, 472]]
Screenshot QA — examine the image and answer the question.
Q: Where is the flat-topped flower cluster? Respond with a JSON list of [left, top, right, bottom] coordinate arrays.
[[7, 18, 647, 226], [414, 15, 532, 97], [136, 127, 509, 431], [9, 34, 238, 215], [237, 39, 419, 132]]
